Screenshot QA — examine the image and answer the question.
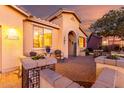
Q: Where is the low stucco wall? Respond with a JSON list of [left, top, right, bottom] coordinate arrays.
[[0, 26, 2, 72]]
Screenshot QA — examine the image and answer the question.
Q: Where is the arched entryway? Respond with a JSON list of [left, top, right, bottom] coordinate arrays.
[[68, 31, 77, 57]]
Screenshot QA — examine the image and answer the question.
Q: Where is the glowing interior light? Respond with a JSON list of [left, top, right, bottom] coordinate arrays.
[[7, 28, 18, 40], [34, 31, 39, 36], [103, 41, 108, 45]]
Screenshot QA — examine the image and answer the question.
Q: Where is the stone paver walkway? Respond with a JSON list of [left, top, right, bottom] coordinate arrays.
[[55, 56, 96, 87]]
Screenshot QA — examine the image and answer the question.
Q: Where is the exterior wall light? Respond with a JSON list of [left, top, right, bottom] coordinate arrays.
[[7, 28, 19, 40], [102, 41, 108, 46]]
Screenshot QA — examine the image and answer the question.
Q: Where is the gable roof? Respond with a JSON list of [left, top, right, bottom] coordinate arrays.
[[79, 25, 88, 37], [46, 8, 82, 23], [7, 5, 59, 29], [24, 16, 60, 29], [8, 5, 31, 17]]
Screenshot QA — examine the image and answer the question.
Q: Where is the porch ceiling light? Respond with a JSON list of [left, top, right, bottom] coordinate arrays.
[[7, 28, 19, 40]]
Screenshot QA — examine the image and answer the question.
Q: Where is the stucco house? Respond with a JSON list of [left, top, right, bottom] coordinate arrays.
[[0, 5, 87, 73]]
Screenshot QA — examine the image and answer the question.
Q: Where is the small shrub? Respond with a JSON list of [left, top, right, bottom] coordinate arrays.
[[102, 45, 110, 52], [31, 54, 45, 60], [114, 45, 120, 51], [87, 48, 93, 52], [84, 49, 90, 56], [106, 55, 119, 60]]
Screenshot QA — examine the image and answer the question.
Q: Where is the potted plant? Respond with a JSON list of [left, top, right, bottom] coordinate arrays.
[[31, 54, 45, 60], [45, 46, 51, 54]]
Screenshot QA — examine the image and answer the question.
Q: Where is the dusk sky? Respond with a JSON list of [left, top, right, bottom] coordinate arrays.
[[21, 5, 123, 27]]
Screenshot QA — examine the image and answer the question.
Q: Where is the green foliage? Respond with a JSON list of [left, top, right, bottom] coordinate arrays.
[[31, 54, 45, 60], [84, 48, 90, 55], [90, 8, 124, 38], [106, 54, 119, 60]]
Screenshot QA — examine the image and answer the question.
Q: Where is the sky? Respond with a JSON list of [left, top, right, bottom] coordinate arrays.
[[21, 5, 123, 28]]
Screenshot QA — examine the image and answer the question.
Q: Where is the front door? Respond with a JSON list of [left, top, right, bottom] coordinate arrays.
[[68, 31, 76, 57]]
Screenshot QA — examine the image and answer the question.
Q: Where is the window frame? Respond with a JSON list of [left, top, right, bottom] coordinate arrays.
[[78, 36, 85, 48], [44, 28, 52, 47], [33, 25, 44, 49], [33, 25, 52, 49]]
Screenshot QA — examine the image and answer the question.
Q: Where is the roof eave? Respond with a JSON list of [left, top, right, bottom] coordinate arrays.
[[79, 26, 88, 37], [8, 5, 30, 17], [47, 9, 81, 23], [24, 18, 60, 29]]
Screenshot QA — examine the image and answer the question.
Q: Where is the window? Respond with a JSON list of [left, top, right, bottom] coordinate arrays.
[[33, 26, 52, 48], [79, 36, 85, 48], [44, 28, 52, 47]]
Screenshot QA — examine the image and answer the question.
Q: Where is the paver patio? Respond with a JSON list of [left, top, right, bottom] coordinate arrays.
[[0, 56, 96, 88], [56, 56, 96, 87]]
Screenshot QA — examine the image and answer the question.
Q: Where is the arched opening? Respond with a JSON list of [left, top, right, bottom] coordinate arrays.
[[68, 31, 77, 57]]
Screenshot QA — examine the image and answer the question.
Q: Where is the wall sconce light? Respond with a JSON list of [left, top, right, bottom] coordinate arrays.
[[7, 28, 19, 40]]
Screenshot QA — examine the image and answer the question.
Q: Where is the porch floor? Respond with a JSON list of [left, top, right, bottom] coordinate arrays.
[[0, 56, 96, 88]]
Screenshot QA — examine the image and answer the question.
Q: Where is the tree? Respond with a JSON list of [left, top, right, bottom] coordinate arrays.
[[89, 7, 124, 49]]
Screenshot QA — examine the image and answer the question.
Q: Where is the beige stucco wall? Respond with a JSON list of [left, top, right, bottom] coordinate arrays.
[[23, 20, 59, 56], [0, 5, 27, 72], [62, 13, 87, 57], [50, 13, 87, 58], [49, 15, 63, 51], [0, 26, 2, 72]]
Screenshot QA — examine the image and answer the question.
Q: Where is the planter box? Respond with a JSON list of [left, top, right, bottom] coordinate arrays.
[[95, 56, 106, 64], [46, 57, 57, 65], [117, 58, 124, 68], [37, 59, 47, 67], [104, 59, 116, 66], [21, 58, 38, 69], [21, 57, 57, 88]]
